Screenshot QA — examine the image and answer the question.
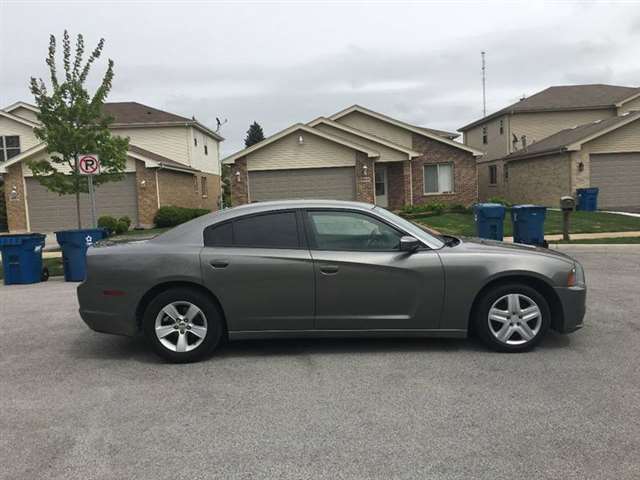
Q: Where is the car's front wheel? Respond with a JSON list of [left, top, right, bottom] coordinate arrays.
[[474, 283, 550, 352], [143, 288, 223, 362]]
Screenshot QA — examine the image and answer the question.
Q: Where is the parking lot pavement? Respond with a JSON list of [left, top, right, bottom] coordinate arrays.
[[1, 247, 639, 480]]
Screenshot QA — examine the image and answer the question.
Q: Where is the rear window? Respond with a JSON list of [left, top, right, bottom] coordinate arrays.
[[204, 212, 300, 248]]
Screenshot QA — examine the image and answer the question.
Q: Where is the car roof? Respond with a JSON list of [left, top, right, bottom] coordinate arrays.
[[151, 200, 377, 245]]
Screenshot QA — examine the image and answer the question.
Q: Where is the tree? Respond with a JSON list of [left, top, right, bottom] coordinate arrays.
[[29, 30, 129, 229], [244, 121, 265, 147]]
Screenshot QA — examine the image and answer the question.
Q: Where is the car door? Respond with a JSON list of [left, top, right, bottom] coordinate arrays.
[[304, 209, 444, 330], [200, 210, 315, 332]]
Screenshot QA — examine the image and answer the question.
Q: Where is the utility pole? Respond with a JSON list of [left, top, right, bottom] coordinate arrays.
[[481, 51, 487, 118]]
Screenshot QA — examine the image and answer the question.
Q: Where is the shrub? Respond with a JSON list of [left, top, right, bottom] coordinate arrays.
[[118, 216, 132, 230], [448, 203, 471, 214], [154, 206, 211, 228], [97, 215, 119, 236], [487, 196, 513, 207], [114, 220, 129, 235]]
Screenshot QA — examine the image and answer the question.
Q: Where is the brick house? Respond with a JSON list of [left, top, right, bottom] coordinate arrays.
[[223, 105, 482, 210], [458, 84, 640, 209], [0, 101, 223, 232]]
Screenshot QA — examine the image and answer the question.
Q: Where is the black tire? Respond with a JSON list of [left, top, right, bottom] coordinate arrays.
[[41, 267, 50, 282], [142, 288, 223, 363], [474, 283, 550, 353]]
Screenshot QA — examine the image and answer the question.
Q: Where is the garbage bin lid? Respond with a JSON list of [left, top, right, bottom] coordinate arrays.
[[511, 204, 546, 210]]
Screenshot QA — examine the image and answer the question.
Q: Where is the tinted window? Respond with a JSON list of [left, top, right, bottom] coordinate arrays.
[[308, 211, 402, 251], [234, 212, 299, 248], [204, 222, 233, 246]]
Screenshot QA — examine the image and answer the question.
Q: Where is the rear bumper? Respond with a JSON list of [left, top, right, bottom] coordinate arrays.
[[553, 286, 587, 333], [77, 283, 139, 337]]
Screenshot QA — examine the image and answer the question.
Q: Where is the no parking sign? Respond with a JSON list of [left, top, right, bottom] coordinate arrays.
[[79, 154, 100, 175]]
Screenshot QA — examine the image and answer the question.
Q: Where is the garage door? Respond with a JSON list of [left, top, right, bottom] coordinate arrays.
[[26, 173, 139, 232], [249, 167, 356, 202], [590, 153, 640, 211]]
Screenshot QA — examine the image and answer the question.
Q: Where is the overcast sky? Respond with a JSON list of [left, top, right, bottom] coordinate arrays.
[[1, 0, 640, 154]]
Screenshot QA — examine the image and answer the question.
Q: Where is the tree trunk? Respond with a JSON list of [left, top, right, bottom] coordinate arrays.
[[74, 154, 81, 229]]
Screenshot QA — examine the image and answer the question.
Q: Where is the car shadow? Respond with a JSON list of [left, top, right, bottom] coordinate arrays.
[[70, 330, 575, 364]]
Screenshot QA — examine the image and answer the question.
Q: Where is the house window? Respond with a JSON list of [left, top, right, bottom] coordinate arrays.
[[423, 163, 453, 194], [194, 137, 198, 147], [0, 136, 20, 162], [201, 176, 208, 197], [194, 176, 199, 193], [204, 144, 208, 155], [499, 120, 504, 135], [489, 165, 497, 185], [482, 126, 488, 144], [504, 163, 509, 182]]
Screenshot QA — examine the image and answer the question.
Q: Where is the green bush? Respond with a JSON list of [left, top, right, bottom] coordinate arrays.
[[448, 203, 471, 214], [97, 215, 119, 236], [118, 216, 132, 230], [154, 206, 210, 228], [114, 220, 129, 235], [487, 196, 513, 207]]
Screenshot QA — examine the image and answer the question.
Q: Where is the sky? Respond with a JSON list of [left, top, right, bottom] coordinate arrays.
[[1, 0, 640, 154]]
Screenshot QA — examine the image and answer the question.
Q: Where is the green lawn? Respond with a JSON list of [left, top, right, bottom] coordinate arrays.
[[413, 210, 640, 237], [0, 257, 63, 280]]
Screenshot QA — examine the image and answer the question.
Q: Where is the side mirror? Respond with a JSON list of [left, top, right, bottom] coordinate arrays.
[[400, 235, 420, 252]]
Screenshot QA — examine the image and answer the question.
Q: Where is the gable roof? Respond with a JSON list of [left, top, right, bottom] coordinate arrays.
[[127, 144, 201, 173], [459, 84, 640, 132], [0, 109, 40, 128], [1, 100, 224, 141], [503, 111, 640, 162], [222, 123, 380, 165], [0, 142, 47, 173], [329, 105, 482, 156], [307, 117, 422, 158]]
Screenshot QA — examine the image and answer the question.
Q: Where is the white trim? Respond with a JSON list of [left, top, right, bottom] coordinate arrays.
[[0, 143, 47, 173], [222, 123, 380, 165], [615, 90, 640, 107], [0, 110, 39, 128], [307, 117, 421, 158], [2, 101, 39, 114], [328, 105, 484, 156], [154, 170, 161, 209]]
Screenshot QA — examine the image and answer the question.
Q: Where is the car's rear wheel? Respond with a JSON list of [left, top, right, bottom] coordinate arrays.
[[142, 288, 223, 362], [474, 283, 550, 352]]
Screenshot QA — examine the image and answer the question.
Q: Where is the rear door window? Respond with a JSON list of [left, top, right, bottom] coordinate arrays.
[[204, 211, 300, 248]]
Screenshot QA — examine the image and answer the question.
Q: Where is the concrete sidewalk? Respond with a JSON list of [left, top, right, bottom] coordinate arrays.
[[504, 230, 640, 242]]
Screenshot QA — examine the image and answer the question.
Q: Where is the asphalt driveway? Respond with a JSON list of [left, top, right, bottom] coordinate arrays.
[[1, 246, 639, 480]]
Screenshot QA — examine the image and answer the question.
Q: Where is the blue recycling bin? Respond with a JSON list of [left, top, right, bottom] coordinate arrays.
[[55, 228, 106, 282], [511, 205, 547, 246], [0, 233, 46, 285], [473, 203, 506, 241], [576, 188, 599, 211]]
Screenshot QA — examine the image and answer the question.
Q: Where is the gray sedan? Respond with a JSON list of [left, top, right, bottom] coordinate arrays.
[[78, 200, 586, 362]]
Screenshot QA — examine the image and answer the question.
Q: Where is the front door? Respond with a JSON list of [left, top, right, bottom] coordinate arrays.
[[375, 165, 388, 207], [304, 209, 444, 330], [200, 210, 315, 332]]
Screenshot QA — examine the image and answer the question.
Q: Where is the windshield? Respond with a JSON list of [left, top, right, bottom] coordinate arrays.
[[373, 206, 446, 247]]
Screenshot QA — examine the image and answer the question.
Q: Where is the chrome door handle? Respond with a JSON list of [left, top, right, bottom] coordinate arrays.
[[319, 265, 339, 274], [209, 260, 229, 269]]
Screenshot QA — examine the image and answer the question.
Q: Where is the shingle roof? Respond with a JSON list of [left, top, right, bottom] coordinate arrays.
[[459, 84, 640, 131], [503, 111, 640, 161], [128, 144, 201, 172], [103, 102, 193, 124], [416, 126, 459, 139]]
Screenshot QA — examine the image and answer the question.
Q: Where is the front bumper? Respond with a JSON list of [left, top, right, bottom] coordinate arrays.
[[553, 286, 587, 333]]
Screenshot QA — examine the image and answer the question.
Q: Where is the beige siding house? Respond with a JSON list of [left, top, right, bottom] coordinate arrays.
[[0, 101, 223, 232], [224, 105, 483, 210], [459, 84, 640, 208]]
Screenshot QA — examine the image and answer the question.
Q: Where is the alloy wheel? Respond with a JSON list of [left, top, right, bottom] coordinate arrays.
[[487, 293, 542, 346], [154, 301, 208, 353]]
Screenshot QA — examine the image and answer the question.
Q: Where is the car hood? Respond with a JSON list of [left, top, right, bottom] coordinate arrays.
[[451, 237, 576, 265]]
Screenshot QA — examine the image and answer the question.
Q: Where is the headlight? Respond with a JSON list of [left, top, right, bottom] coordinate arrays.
[[568, 262, 586, 287]]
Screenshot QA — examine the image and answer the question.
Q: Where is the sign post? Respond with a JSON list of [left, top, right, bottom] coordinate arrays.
[[78, 154, 101, 228]]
